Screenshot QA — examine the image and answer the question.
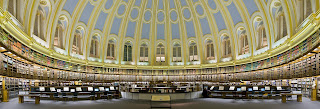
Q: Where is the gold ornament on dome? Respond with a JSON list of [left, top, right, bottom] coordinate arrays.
[[40, 1, 47, 5], [239, 27, 245, 31], [274, 2, 281, 7], [256, 17, 262, 22], [59, 17, 65, 21]]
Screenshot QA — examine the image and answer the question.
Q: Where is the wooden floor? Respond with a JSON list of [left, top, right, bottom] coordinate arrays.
[[0, 97, 319, 109]]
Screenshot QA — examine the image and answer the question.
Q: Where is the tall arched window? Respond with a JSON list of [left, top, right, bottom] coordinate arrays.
[[296, 0, 313, 25], [256, 23, 268, 50], [173, 43, 182, 62], [107, 40, 115, 60], [156, 43, 165, 62], [54, 24, 64, 49], [33, 8, 46, 41], [90, 37, 99, 58], [222, 36, 231, 58], [239, 32, 249, 55], [8, 0, 23, 22], [139, 43, 148, 62], [206, 40, 214, 60], [189, 42, 198, 61], [72, 32, 82, 55], [275, 7, 287, 42], [123, 42, 132, 61]]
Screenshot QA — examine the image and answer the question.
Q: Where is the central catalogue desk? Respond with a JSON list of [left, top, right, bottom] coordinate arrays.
[[121, 91, 202, 100]]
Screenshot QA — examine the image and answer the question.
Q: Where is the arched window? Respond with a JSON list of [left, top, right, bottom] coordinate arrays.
[[123, 42, 132, 61], [206, 40, 214, 60], [90, 37, 99, 58], [33, 8, 46, 41], [8, 0, 23, 22], [189, 42, 198, 61], [296, 0, 313, 25], [107, 40, 116, 60], [256, 23, 268, 50], [156, 43, 165, 62], [72, 32, 82, 55], [239, 32, 249, 55], [222, 36, 231, 58], [275, 7, 287, 42], [173, 43, 182, 62], [54, 25, 64, 49], [139, 43, 148, 62]]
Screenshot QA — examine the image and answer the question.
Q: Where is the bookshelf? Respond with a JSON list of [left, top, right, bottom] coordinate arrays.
[[0, 77, 3, 101], [0, 25, 320, 83], [317, 77, 320, 100]]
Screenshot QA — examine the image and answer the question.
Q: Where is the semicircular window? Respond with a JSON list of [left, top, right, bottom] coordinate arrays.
[[131, 8, 139, 19], [170, 11, 177, 21], [117, 5, 126, 15], [183, 9, 191, 19], [144, 10, 151, 21], [157, 11, 165, 22]]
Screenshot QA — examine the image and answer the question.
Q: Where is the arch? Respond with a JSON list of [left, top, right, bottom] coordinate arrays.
[[172, 42, 182, 62], [53, 21, 65, 49], [72, 28, 84, 55], [139, 43, 148, 62], [123, 41, 133, 61], [90, 36, 99, 58], [33, 6, 47, 41], [221, 35, 231, 58], [254, 18, 268, 50], [156, 43, 165, 62], [295, 0, 313, 26], [205, 39, 215, 60], [238, 29, 249, 55], [7, 0, 24, 23], [273, 6, 287, 42], [189, 41, 198, 61], [106, 39, 116, 60]]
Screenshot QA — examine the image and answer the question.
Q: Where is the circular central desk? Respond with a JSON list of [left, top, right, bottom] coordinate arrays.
[[121, 91, 202, 100]]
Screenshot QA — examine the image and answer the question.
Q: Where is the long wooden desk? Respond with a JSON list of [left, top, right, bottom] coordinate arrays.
[[151, 95, 171, 109], [281, 93, 302, 103], [29, 91, 118, 100], [18, 94, 40, 104], [209, 91, 291, 99]]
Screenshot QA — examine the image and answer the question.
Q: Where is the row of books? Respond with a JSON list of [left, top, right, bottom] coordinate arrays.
[[0, 27, 319, 74], [1, 51, 320, 82]]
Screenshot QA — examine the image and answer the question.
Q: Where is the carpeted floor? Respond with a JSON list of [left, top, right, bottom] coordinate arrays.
[[0, 97, 319, 109]]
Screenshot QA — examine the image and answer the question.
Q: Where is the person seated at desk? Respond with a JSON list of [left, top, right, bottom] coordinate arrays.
[[202, 88, 209, 98]]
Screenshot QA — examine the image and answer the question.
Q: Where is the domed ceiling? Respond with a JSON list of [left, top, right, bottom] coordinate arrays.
[[5, 0, 316, 68]]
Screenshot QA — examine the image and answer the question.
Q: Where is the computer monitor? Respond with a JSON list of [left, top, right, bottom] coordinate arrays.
[[265, 86, 270, 91], [110, 86, 115, 90], [63, 87, 69, 92], [261, 88, 265, 91], [277, 86, 282, 90], [218, 86, 224, 91], [57, 89, 62, 93], [39, 87, 45, 91], [237, 88, 241, 91], [76, 87, 82, 92], [241, 86, 246, 91], [210, 86, 214, 90], [70, 89, 75, 93], [105, 88, 110, 91], [88, 87, 93, 91], [50, 87, 56, 92], [94, 88, 99, 92], [248, 88, 253, 91], [229, 86, 235, 91], [99, 87, 104, 91], [253, 86, 258, 91]]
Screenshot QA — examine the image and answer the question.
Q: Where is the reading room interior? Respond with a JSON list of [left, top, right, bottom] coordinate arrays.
[[1, 0, 320, 109]]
